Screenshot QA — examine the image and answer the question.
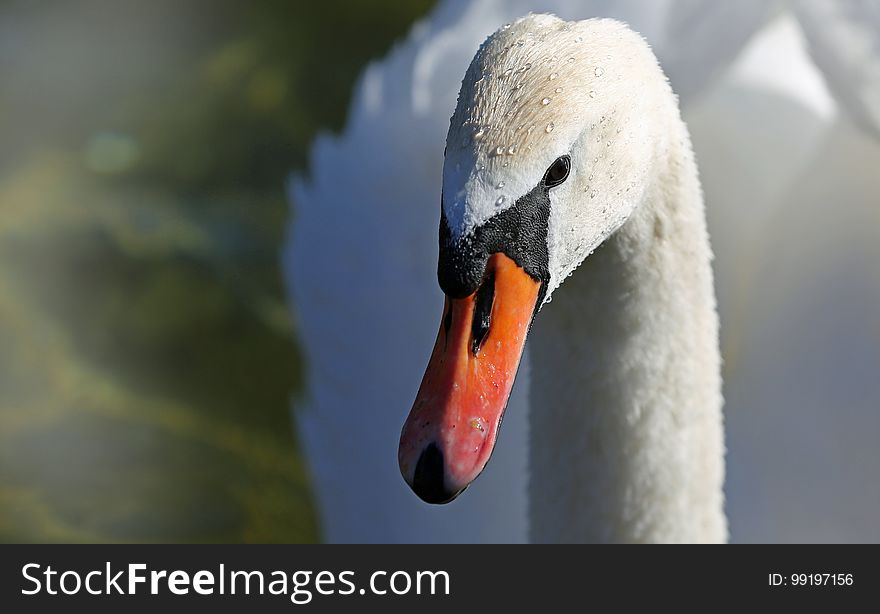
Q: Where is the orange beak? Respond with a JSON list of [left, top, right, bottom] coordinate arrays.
[[398, 253, 542, 503]]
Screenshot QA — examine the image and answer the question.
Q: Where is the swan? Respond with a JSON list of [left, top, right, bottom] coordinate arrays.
[[397, 15, 724, 542], [287, 0, 769, 544], [287, 0, 880, 543]]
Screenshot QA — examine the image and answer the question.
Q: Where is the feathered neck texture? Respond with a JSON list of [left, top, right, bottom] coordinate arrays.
[[527, 120, 726, 543]]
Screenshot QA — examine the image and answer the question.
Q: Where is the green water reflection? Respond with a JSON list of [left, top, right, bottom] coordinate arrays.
[[0, 0, 433, 542]]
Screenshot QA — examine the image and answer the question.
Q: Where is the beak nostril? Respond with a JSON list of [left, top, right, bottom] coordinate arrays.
[[412, 443, 462, 504], [442, 298, 453, 340], [471, 271, 496, 355]]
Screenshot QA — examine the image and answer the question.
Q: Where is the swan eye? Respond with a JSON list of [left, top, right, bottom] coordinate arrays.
[[543, 155, 570, 188]]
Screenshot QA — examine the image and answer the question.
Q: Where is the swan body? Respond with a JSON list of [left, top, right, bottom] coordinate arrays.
[[287, 0, 880, 543], [287, 0, 771, 544]]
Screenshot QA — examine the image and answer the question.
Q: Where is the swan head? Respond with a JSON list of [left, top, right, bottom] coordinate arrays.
[[399, 15, 675, 503]]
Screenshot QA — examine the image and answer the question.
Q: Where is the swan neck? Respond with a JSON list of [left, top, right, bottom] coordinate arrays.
[[527, 132, 727, 543]]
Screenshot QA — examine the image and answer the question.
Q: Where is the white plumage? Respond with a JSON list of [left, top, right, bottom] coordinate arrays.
[[285, 0, 880, 542]]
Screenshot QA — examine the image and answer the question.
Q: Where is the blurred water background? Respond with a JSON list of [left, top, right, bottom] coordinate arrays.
[[0, 0, 432, 542]]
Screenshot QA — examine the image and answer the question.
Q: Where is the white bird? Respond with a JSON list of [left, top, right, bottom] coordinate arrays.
[[397, 15, 725, 542], [286, 0, 880, 543], [286, 0, 770, 544]]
